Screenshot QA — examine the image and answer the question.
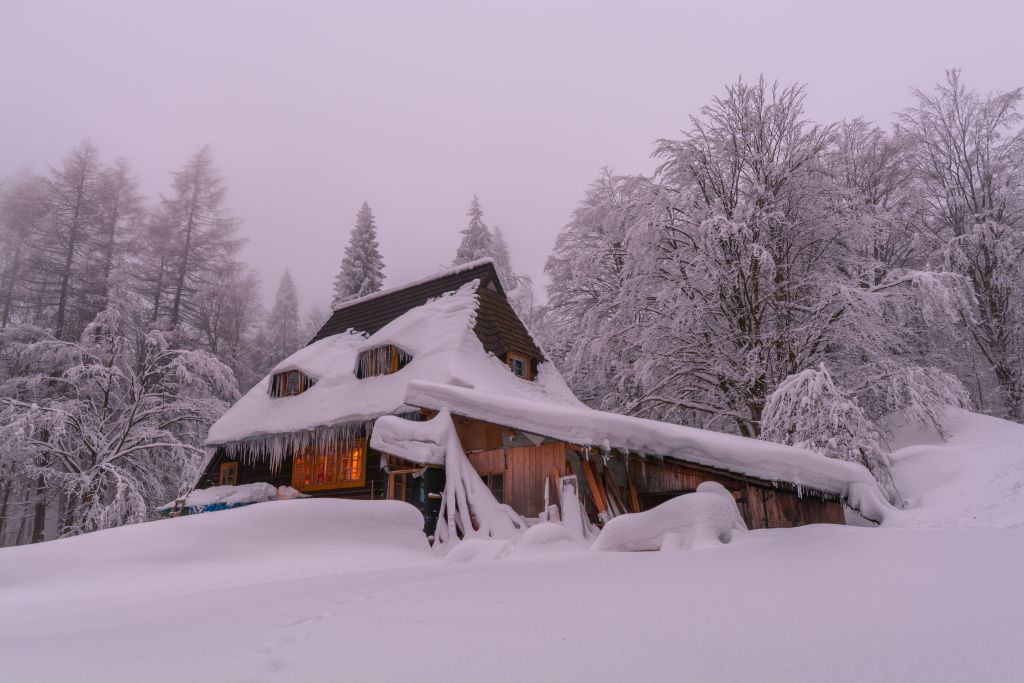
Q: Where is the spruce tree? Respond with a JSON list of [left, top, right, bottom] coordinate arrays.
[[332, 202, 385, 308], [452, 195, 494, 266], [264, 269, 301, 363], [490, 225, 514, 285]]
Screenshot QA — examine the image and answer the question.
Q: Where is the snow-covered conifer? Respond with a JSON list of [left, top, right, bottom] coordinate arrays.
[[263, 270, 301, 363], [331, 202, 385, 308], [452, 196, 494, 266]]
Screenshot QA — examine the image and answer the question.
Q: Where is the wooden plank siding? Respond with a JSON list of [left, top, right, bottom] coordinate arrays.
[[634, 456, 846, 529], [467, 443, 568, 517]]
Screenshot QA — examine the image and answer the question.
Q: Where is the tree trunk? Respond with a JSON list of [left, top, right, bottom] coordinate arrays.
[[168, 182, 200, 330], [30, 475, 46, 543], [55, 172, 88, 340], [0, 246, 23, 328]]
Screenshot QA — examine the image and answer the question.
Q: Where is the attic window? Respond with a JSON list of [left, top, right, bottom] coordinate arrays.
[[356, 344, 412, 379], [270, 370, 314, 397], [506, 351, 534, 381]]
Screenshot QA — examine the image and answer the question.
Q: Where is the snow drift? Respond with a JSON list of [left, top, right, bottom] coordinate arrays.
[[883, 407, 1024, 528], [592, 489, 747, 552], [0, 498, 432, 609], [157, 482, 304, 513]]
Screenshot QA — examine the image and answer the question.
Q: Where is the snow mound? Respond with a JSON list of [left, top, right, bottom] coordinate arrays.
[[518, 522, 577, 546], [157, 482, 303, 512], [695, 480, 733, 502], [883, 408, 1024, 528], [1, 499, 432, 608], [444, 538, 516, 562], [592, 491, 747, 552]]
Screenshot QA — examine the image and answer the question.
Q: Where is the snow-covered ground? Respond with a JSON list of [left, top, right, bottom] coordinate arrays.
[[882, 408, 1024, 529], [2, 409, 1022, 683]]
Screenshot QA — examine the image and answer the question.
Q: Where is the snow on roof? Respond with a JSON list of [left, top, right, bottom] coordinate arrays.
[[402, 380, 882, 497], [206, 280, 580, 451], [330, 258, 497, 313]]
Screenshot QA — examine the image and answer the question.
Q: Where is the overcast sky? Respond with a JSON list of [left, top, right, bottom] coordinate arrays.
[[2, 0, 1022, 311]]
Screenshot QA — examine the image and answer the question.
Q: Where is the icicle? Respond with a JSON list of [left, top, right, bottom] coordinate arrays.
[[213, 410, 423, 472], [355, 344, 413, 378]]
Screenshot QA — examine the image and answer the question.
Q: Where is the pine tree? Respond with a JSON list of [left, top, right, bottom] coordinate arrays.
[[490, 225, 514, 285], [452, 195, 494, 266], [331, 202, 384, 308], [264, 270, 301, 363]]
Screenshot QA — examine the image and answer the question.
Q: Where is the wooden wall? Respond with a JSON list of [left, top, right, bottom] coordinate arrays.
[[202, 415, 846, 530], [467, 443, 568, 517], [635, 457, 845, 529]]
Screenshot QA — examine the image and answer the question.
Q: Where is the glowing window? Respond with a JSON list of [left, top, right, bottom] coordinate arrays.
[[218, 461, 238, 486], [291, 440, 366, 491]]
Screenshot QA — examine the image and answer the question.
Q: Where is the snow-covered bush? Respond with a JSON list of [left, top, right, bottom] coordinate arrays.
[[592, 490, 747, 552], [761, 364, 899, 499], [0, 297, 238, 539]]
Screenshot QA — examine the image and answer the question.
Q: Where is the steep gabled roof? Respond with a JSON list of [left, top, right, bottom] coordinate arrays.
[[205, 280, 581, 465], [310, 259, 504, 343]]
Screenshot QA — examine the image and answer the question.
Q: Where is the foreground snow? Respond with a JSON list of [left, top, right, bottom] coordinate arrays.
[[2, 408, 1023, 682], [1, 506, 1022, 682]]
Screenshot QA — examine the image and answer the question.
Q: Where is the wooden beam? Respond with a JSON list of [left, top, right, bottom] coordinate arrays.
[[581, 459, 608, 517], [603, 467, 628, 516]]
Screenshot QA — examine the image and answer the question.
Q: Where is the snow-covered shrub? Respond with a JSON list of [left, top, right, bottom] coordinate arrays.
[[0, 297, 238, 538], [592, 490, 747, 552], [761, 364, 899, 500]]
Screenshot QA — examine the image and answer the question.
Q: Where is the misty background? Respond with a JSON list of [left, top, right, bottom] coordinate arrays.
[[3, 0, 1021, 308]]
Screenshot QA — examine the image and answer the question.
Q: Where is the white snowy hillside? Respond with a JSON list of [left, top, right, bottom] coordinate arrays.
[[205, 280, 580, 461], [882, 408, 1024, 529]]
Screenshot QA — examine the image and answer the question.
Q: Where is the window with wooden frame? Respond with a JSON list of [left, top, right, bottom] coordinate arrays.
[[269, 370, 314, 397], [355, 344, 412, 379], [505, 351, 533, 381], [482, 472, 506, 503], [291, 440, 367, 492], [218, 461, 238, 486]]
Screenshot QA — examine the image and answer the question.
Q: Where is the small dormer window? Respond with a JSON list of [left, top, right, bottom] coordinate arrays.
[[270, 370, 314, 397], [356, 344, 412, 379], [506, 351, 534, 381]]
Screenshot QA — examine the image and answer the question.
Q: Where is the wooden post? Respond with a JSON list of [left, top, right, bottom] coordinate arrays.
[[581, 459, 608, 520]]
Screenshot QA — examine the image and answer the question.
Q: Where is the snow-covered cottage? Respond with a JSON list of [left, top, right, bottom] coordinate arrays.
[[195, 259, 882, 534]]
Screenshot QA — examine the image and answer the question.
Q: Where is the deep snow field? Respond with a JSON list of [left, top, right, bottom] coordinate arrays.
[[2, 409, 1023, 683]]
